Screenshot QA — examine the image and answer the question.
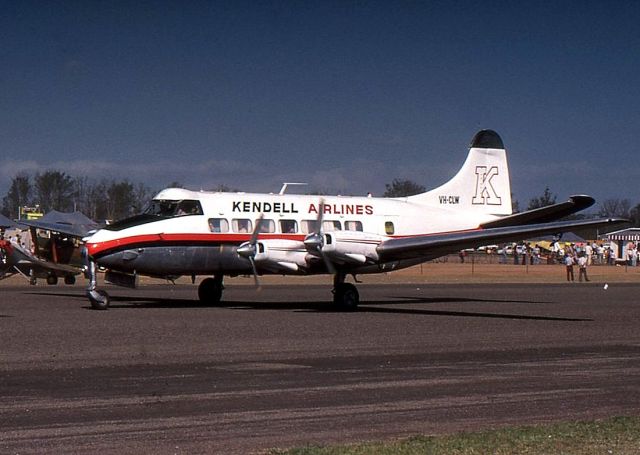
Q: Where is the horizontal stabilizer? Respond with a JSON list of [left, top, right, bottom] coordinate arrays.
[[480, 195, 595, 229]]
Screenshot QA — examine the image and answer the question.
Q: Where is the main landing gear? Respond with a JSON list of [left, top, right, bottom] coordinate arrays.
[[333, 272, 359, 311], [198, 275, 224, 305]]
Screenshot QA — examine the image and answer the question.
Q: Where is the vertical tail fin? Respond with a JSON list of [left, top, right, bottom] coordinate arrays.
[[407, 130, 512, 215]]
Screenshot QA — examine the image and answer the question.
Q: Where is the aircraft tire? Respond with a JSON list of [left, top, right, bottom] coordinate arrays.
[[46, 274, 58, 286], [198, 278, 223, 305], [64, 275, 76, 285], [333, 283, 359, 311], [88, 290, 110, 310]]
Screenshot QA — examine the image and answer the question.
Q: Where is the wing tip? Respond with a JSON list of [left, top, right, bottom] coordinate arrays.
[[568, 195, 595, 209]]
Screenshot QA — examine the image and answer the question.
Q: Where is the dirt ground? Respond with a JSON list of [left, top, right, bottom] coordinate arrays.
[[2, 255, 639, 288]]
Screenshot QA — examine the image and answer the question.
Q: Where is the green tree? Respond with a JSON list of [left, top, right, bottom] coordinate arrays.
[[106, 180, 136, 221], [383, 179, 426, 197], [2, 173, 32, 218], [630, 203, 640, 227], [34, 171, 75, 212], [527, 187, 557, 210], [599, 198, 631, 219]]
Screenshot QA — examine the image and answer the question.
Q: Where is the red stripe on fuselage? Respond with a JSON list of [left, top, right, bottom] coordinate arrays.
[[87, 233, 307, 258], [87, 226, 485, 259]]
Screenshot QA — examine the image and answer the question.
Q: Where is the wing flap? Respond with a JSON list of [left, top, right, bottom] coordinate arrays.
[[377, 218, 628, 261]]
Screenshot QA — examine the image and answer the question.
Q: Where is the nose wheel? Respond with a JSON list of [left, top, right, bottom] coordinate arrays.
[[88, 289, 110, 310], [86, 260, 111, 310]]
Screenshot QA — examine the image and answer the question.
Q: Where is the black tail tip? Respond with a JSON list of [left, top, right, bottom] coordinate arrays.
[[470, 130, 504, 149]]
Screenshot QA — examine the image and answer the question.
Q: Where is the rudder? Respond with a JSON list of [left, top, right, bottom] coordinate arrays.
[[407, 130, 512, 215]]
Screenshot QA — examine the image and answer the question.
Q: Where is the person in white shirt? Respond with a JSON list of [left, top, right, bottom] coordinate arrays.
[[565, 254, 575, 281], [578, 253, 590, 282]]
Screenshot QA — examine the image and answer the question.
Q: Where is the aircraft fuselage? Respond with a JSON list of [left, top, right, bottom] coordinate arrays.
[[86, 188, 498, 277]]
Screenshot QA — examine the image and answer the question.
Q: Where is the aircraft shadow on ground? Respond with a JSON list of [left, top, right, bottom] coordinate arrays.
[[24, 291, 591, 322]]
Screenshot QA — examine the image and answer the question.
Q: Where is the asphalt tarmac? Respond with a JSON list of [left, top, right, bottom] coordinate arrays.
[[1, 281, 640, 454]]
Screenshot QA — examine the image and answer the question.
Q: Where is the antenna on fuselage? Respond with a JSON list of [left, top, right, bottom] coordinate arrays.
[[279, 182, 308, 195]]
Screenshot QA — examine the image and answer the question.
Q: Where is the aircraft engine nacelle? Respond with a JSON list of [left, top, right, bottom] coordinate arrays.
[[253, 239, 309, 273], [321, 231, 383, 265]]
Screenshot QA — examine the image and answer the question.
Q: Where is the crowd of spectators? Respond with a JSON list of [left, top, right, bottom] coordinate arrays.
[[495, 241, 635, 267]]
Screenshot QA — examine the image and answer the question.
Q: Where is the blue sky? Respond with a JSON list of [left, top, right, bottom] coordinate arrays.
[[2, 1, 639, 208]]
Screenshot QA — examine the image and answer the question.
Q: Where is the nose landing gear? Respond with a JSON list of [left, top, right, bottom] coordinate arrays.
[[86, 260, 110, 310]]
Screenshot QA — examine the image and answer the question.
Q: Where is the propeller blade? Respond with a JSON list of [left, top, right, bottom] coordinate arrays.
[[236, 214, 265, 290], [316, 197, 325, 233], [304, 197, 336, 274], [321, 241, 336, 274], [248, 256, 262, 291], [251, 214, 265, 245]]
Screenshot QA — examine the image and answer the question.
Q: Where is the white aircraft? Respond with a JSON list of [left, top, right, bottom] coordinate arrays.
[[83, 130, 625, 310]]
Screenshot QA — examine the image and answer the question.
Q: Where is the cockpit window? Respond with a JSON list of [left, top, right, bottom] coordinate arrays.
[[144, 200, 203, 217], [104, 199, 203, 231]]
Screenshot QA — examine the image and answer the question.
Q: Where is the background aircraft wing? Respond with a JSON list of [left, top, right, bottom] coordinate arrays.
[[19, 220, 98, 238], [377, 218, 628, 262]]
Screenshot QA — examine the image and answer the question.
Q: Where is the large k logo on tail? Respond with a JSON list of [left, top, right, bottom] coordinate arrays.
[[472, 166, 501, 205]]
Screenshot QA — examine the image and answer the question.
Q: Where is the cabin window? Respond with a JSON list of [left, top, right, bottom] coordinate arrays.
[[232, 218, 253, 233], [257, 219, 275, 233], [208, 218, 229, 233], [301, 220, 341, 233], [345, 221, 363, 232], [323, 220, 341, 231], [385, 221, 395, 235], [280, 219, 298, 233], [301, 220, 316, 234]]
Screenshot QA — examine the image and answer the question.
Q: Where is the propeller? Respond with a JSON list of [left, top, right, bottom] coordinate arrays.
[[303, 198, 336, 274], [236, 215, 264, 289]]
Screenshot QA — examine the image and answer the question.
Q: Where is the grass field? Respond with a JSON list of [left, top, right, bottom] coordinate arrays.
[[269, 416, 640, 455]]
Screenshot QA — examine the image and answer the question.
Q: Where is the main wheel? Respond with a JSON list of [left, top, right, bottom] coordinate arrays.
[[64, 275, 76, 285], [87, 289, 110, 310], [333, 283, 359, 311], [46, 274, 58, 285], [198, 277, 223, 305]]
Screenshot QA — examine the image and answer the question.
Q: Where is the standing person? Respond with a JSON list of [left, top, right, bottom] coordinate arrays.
[[565, 253, 575, 282], [578, 253, 590, 282], [597, 243, 604, 265], [585, 242, 593, 266]]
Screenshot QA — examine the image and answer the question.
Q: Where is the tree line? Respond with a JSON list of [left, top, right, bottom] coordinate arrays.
[[1, 171, 154, 222]]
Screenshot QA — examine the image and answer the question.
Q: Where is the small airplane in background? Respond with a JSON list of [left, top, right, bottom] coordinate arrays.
[[0, 211, 100, 285], [82, 129, 626, 310], [0, 239, 80, 284]]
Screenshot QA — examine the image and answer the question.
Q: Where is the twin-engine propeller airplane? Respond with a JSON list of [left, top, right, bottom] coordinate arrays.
[[83, 130, 626, 310]]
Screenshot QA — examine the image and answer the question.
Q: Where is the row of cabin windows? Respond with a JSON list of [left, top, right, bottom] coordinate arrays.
[[208, 218, 373, 234]]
